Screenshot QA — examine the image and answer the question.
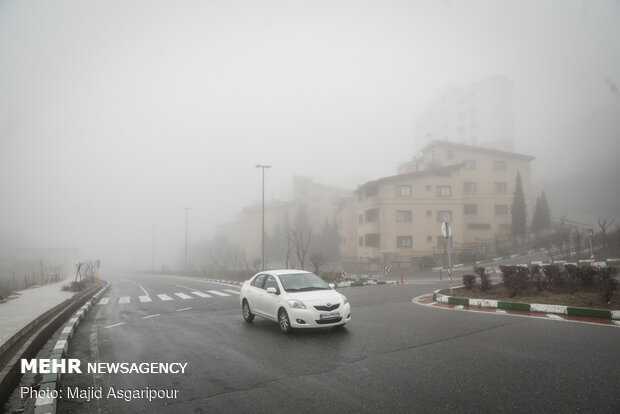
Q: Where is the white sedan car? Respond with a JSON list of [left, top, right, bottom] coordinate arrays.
[[239, 269, 351, 334]]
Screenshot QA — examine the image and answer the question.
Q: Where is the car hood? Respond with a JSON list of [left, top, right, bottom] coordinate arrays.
[[286, 289, 344, 304]]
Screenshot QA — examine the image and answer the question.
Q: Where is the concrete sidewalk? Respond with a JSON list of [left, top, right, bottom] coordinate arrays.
[[0, 280, 75, 351]]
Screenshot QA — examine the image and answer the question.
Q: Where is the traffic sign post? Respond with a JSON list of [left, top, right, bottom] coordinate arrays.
[[442, 222, 453, 294]]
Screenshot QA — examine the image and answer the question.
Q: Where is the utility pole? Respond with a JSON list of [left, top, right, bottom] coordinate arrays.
[[182, 207, 191, 270], [256, 165, 271, 271]]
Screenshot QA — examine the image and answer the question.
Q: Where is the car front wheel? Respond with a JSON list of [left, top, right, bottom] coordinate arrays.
[[242, 299, 255, 322], [278, 308, 291, 334]]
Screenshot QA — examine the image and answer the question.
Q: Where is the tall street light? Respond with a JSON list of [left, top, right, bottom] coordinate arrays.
[[182, 207, 192, 270], [256, 165, 271, 271]]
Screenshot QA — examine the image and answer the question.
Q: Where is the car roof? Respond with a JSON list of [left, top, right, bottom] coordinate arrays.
[[264, 269, 313, 276]]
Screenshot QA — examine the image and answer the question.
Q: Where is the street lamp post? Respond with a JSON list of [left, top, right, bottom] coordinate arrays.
[[256, 165, 271, 271], [182, 207, 191, 270]]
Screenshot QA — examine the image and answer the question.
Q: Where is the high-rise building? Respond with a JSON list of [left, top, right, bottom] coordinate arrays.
[[414, 76, 514, 153]]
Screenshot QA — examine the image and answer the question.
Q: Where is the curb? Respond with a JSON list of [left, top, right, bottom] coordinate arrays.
[[432, 289, 620, 321], [34, 282, 110, 414]]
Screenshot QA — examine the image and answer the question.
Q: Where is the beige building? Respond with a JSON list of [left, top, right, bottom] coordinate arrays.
[[338, 140, 534, 266]]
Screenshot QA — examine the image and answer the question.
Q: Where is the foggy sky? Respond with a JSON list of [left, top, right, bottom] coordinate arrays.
[[1, 0, 619, 269]]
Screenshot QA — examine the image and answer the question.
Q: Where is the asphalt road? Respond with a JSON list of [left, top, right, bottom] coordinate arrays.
[[55, 271, 620, 413]]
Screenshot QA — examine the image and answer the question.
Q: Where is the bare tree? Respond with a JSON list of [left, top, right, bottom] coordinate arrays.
[[598, 217, 615, 249], [289, 227, 312, 270], [571, 227, 584, 255], [309, 253, 324, 275]]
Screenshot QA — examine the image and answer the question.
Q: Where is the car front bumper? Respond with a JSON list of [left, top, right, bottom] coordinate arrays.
[[287, 303, 351, 328]]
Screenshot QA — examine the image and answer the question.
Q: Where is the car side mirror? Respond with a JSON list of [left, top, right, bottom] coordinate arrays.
[[329, 283, 335, 289], [266, 287, 277, 294]]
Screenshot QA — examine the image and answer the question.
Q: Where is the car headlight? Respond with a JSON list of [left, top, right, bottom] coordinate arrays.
[[287, 299, 306, 309], [341, 295, 348, 305]]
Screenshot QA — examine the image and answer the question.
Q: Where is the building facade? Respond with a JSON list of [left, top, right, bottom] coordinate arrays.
[[338, 141, 534, 267]]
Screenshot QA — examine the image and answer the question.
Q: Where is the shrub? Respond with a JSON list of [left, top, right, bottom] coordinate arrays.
[[530, 265, 545, 292], [475, 267, 491, 292], [580, 266, 597, 288], [462, 274, 476, 289], [500, 265, 528, 297], [543, 265, 563, 289], [564, 265, 580, 294], [598, 267, 618, 303]]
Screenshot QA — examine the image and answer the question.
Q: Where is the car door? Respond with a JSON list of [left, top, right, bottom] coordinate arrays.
[[260, 275, 281, 318], [248, 274, 267, 316]]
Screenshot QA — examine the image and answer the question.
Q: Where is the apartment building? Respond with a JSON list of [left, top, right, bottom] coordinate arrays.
[[338, 140, 534, 266], [414, 76, 514, 152]]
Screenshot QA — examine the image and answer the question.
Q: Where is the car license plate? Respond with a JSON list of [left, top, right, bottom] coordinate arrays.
[[320, 311, 339, 320]]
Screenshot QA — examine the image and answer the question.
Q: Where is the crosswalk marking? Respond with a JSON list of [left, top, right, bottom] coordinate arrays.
[[223, 289, 240, 295], [191, 291, 211, 298], [99, 298, 110, 305], [157, 294, 173, 301], [119, 296, 130, 304], [139, 296, 152, 302], [207, 290, 230, 297], [175, 292, 193, 300]]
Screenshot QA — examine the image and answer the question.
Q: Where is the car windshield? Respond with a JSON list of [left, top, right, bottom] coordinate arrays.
[[278, 272, 330, 292]]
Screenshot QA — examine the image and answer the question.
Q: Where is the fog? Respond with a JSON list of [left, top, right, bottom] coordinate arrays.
[[1, 0, 619, 270]]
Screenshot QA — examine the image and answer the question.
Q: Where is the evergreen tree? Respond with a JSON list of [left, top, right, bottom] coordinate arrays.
[[510, 172, 527, 239], [531, 191, 551, 234]]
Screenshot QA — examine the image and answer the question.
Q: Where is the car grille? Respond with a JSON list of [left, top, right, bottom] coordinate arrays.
[[314, 304, 340, 311], [315, 317, 342, 325]]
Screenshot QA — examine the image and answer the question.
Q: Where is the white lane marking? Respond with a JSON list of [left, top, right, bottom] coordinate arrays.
[[175, 292, 193, 300], [99, 298, 110, 305], [546, 314, 565, 321], [207, 290, 230, 297], [142, 313, 160, 319], [119, 296, 130, 304], [174, 283, 198, 291], [157, 294, 173, 301], [176, 307, 192, 312], [105, 322, 125, 329], [223, 289, 240, 295], [135, 282, 150, 296], [495, 309, 507, 314], [139, 295, 152, 302], [191, 291, 212, 298]]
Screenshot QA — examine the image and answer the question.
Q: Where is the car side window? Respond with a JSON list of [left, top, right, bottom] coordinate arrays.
[[263, 275, 279, 293], [251, 274, 267, 288]]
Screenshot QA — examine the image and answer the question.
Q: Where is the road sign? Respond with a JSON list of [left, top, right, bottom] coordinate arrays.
[[385, 265, 390, 274], [588, 228, 594, 237], [441, 221, 451, 238]]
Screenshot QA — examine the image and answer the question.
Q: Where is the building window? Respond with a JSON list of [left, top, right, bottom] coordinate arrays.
[[397, 236, 412, 248], [364, 208, 379, 222], [493, 160, 506, 171], [437, 236, 445, 248], [427, 235, 432, 242], [494, 182, 507, 193], [426, 210, 432, 216], [436, 186, 451, 197], [396, 210, 412, 222], [396, 185, 411, 197], [468, 223, 492, 230], [464, 204, 477, 214], [447, 149, 454, 160], [358, 214, 363, 224], [437, 211, 452, 222], [365, 233, 380, 247], [495, 204, 509, 215], [358, 237, 363, 247], [463, 182, 477, 192], [463, 160, 476, 170], [426, 185, 431, 192]]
